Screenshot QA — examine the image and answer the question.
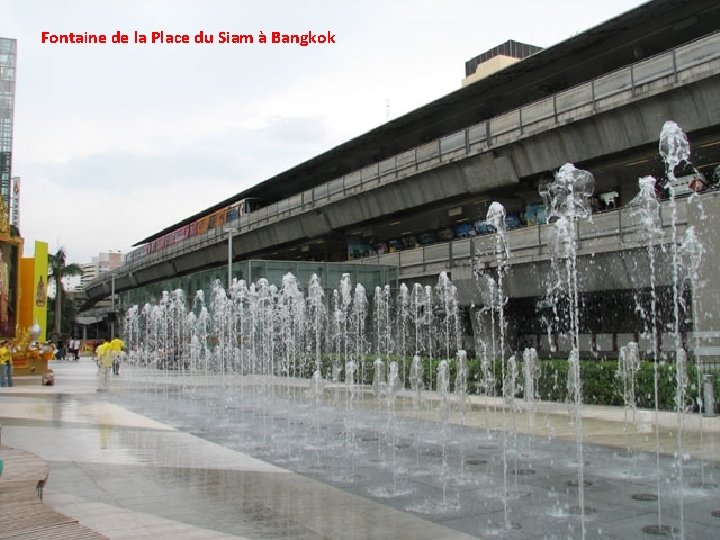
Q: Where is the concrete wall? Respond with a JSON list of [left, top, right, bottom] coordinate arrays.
[[687, 190, 720, 366]]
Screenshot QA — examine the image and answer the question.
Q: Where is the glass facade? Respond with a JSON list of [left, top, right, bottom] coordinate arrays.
[[119, 260, 398, 311], [0, 38, 16, 216]]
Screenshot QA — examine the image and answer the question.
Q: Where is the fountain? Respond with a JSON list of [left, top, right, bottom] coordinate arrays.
[[542, 162, 595, 538], [617, 342, 641, 428], [522, 348, 540, 437], [114, 122, 718, 539]]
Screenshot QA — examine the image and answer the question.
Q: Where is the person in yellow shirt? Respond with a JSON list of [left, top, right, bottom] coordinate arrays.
[[0, 340, 11, 387], [109, 338, 125, 376], [96, 340, 112, 392]]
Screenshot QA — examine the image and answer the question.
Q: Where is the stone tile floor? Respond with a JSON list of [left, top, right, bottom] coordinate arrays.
[[1, 359, 719, 539]]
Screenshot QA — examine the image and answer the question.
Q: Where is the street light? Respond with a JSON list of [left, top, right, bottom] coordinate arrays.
[[110, 273, 116, 340], [225, 227, 238, 291]]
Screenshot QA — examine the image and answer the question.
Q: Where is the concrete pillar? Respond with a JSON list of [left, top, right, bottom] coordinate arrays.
[[686, 191, 720, 369]]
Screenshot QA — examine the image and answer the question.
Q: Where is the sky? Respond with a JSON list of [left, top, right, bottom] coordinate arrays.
[[1, 0, 648, 264]]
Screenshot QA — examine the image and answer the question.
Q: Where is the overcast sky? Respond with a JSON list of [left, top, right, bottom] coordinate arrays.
[[2, 0, 647, 264]]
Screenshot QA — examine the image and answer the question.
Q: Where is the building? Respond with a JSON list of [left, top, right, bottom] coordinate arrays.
[[81, 251, 125, 288], [84, 0, 720, 361], [80, 263, 97, 288], [0, 38, 17, 219], [10, 176, 19, 228], [462, 40, 543, 87]]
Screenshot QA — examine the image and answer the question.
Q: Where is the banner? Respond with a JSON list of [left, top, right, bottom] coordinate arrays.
[[32, 241, 48, 342], [18, 257, 34, 331]]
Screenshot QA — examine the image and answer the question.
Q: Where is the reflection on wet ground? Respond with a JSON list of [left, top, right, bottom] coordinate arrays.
[[1, 360, 719, 539]]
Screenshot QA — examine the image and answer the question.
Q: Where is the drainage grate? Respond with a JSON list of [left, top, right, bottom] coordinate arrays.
[[477, 443, 498, 450], [632, 493, 658, 502], [568, 505, 596, 515], [486, 521, 522, 531], [567, 479, 593, 487], [641, 524, 676, 536]]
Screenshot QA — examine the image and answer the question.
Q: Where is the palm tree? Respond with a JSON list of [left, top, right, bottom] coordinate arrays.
[[48, 248, 82, 337]]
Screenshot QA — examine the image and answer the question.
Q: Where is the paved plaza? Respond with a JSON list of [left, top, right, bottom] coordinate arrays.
[[1, 359, 719, 539]]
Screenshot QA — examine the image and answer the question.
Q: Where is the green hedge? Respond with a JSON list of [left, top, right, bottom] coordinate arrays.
[[468, 358, 711, 412], [295, 353, 719, 412]]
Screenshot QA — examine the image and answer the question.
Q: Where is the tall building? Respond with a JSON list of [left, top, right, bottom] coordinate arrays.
[[0, 38, 17, 218], [81, 251, 125, 288], [10, 176, 19, 228], [462, 39, 542, 87]]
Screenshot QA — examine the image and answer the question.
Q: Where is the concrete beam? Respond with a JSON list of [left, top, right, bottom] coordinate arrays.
[[135, 261, 177, 285], [509, 75, 720, 177]]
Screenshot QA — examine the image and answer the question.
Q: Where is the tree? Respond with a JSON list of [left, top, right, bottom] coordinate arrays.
[[48, 248, 82, 337], [46, 295, 77, 337]]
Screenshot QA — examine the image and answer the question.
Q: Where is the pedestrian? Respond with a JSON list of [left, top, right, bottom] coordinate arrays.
[[73, 337, 80, 361], [110, 338, 124, 375], [0, 340, 12, 387], [96, 340, 111, 391]]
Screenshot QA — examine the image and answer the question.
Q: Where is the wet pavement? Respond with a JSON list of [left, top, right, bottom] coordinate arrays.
[[0, 360, 476, 539], [1, 359, 719, 539]]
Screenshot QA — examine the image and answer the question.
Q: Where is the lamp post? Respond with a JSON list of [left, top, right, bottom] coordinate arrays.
[[226, 227, 238, 291], [110, 273, 116, 340]]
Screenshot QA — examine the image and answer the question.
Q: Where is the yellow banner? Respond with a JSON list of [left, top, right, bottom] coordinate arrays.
[[32, 241, 48, 342], [18, 257, 34, 331]]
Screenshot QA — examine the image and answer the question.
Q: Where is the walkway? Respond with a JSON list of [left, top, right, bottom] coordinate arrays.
[[0, 360, 477, 539], [2, 360, 719, 538], [0, 442, 107, 539]]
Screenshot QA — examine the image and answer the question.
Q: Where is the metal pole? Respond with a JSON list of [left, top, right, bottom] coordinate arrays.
[[110, 274, 116, 340], [227, 229, 234, 291]]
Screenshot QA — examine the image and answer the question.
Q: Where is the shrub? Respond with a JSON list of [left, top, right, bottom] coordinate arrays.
[[298, 352, 712, 412]]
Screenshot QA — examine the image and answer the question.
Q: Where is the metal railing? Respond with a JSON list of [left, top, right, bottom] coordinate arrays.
[[353, 195, 692, 275]]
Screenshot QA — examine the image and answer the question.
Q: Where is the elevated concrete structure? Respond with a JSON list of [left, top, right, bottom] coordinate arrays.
[[86, 30, 720, 301], [131, 0, 720, 237], [82, 3, 720, 360]]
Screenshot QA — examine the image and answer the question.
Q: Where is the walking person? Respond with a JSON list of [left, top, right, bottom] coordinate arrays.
[[110, 338, 124, 375], [0, 340, 12, 387], [96, 340, 111, 391]]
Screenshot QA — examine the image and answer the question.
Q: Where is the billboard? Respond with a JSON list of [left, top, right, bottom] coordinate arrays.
[[32, 241, 48, 341]]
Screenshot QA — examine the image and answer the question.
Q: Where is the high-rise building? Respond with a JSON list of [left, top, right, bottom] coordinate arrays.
[[81, 251, 125, 288], [80, 262, 98, 288], [0, 38, 17, 218], [462, 39, 542, 87], [10, 176, 19, 228]]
